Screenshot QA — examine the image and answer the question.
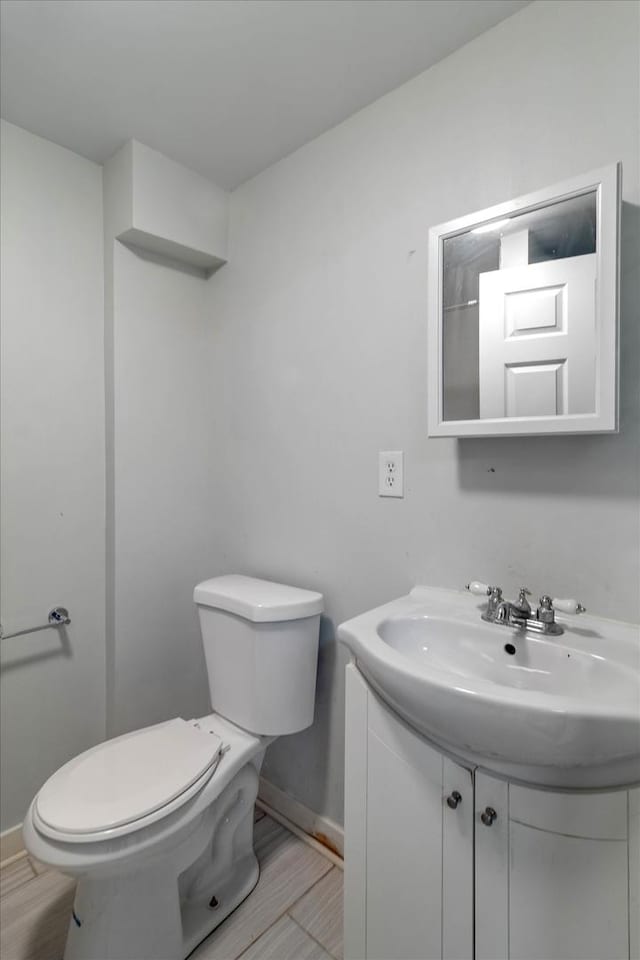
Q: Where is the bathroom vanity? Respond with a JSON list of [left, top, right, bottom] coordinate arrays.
[[339, 587, 640, 960]]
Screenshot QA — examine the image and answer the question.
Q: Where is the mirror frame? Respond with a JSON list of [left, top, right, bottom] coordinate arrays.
[[427, 163, 620, 437]]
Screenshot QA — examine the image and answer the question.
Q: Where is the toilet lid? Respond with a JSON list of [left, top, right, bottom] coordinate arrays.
[[35, 718, 223, 835]]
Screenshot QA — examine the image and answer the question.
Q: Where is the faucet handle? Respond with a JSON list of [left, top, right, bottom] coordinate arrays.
[[515, 587, 532, 615], [537, 594, 555, 624], [466, 581, 491, 596], [552, 597, 586, 615]]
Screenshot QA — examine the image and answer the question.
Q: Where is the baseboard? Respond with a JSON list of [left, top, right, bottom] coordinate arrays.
[[0, 824, 25, 866], [258, 776, 344, 860]]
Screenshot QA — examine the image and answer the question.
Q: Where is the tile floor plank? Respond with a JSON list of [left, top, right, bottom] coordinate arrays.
[[191, 816, 332, 959], [0, 868, 75, 960], [0, 857, 36, 901], [253, 813, 285, 854], [289, 867, 344, 959], [237, 914, 333, 960]]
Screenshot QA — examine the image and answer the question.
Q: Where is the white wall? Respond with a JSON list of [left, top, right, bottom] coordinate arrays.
[[130, 140, 228, 266], [103, 141, 227, 738], [104, 140, 229, 273], [207, 0, 640, 826], [1, 123, 227, 832], [108, 242, 216, 735], [0, 121, 106, 831]]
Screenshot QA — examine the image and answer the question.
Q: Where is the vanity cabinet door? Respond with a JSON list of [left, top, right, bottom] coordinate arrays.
[[441, 756, 474, 960], [475, 772, 509, 960], [475, 771, 631, 960], [344, 665, 473, 960]]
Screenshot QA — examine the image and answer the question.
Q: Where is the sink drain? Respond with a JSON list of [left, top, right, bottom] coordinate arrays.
[[504, 643, 516, 655]]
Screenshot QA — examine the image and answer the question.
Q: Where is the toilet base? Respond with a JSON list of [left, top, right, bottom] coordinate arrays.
[[63, 855, 259, 960], [62, 765, 261, 960]]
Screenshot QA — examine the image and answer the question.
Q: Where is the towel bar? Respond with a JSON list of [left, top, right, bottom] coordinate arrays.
[[0, 607, 71, 641]]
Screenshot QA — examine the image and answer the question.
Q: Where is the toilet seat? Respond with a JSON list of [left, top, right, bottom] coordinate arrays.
[[34, 718, 226, 844]]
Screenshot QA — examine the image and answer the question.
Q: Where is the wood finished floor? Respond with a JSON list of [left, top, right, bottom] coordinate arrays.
[[0, 809, 343, 960]]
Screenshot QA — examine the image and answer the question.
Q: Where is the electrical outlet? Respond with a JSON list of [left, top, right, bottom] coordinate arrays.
[[378, 451, 404, 498]]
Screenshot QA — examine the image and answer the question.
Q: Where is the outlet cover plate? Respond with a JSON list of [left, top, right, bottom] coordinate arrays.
[[378, 451, 404, 498]]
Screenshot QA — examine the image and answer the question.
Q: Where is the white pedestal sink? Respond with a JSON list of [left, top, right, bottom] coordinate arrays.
[[337, 585, 640, 789]]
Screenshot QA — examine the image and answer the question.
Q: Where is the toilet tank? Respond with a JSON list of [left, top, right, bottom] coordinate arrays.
[[193, 575, 323, 736]]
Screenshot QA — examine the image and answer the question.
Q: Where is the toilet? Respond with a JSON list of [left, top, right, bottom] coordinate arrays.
[[23, 575, 323, 960]]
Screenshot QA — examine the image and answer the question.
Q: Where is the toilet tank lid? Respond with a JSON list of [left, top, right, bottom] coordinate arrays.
[[193, 575, 323, 622]]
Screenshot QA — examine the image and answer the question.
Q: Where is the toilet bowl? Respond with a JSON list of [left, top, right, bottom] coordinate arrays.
[[23, 575, 323, 960]]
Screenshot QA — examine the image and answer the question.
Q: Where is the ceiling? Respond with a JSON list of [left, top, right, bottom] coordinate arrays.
[[0, 0, 530, 191]]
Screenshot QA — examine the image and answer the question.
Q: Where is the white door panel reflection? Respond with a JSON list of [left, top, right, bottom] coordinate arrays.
[[505, 362, 564, 418], [428, 164, 618, 437], [479, 254, 596, 418]]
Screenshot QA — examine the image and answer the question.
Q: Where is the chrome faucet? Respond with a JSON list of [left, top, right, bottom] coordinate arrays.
[[466, 581, 585, 637], [493, 586, 532, 625]]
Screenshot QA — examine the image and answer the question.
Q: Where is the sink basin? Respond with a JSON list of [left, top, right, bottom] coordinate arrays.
[[338, 586, 640, 789], [378, 615, 637, 698]]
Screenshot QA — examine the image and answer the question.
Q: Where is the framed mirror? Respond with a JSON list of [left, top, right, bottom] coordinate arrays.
[[427, 164, 620, 437]]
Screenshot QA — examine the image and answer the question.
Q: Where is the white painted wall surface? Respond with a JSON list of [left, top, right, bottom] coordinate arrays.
[[207, 0, 640, 825], [103, 141, 226, 737], [108, 242, 214, 736], [104, 140, 229, 273], [0, 121, 105, 831], [130, 141, 228, 262]]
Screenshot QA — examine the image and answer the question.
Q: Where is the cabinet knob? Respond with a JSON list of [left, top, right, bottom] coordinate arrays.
[[446, 790, 462, 810], [480, 806, 497, 826]]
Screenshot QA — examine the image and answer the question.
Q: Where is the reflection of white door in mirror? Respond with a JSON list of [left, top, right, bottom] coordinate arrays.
[[427, 162, 619, 437], [478, 253, 596, 418]]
